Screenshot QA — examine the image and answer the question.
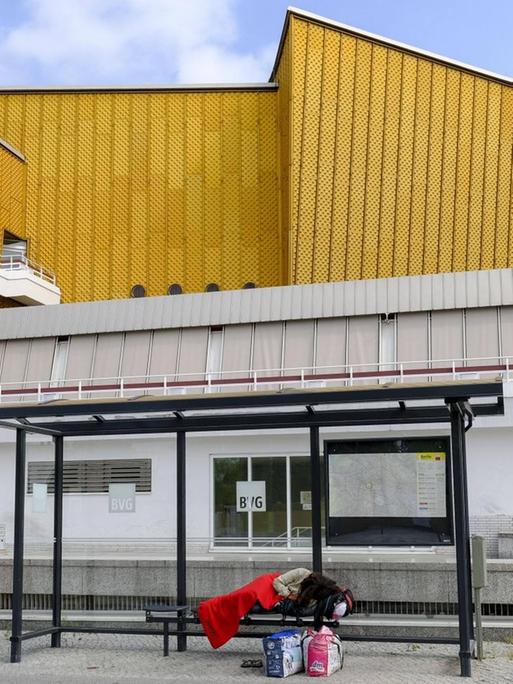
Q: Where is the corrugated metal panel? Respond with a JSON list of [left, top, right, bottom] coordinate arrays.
[[0, 339, 30, 381], [0, 137, 26, 161], [271, 9, 513, 86], [0, 145, 26, 244], [0, 89, 281, 302], [465, 308, 499, 364], [282, 15, 513, 285], [25, 338, 55, 382], [1, 269, 513, 340]]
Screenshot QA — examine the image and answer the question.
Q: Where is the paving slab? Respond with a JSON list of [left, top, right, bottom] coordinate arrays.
[[1, 631, 513, 683]]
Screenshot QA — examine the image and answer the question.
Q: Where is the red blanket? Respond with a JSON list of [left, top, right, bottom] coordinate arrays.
[[197, 572, 281, 648]]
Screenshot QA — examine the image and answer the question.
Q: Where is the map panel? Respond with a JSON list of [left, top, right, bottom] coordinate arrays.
[[328, 452, 446, 518]]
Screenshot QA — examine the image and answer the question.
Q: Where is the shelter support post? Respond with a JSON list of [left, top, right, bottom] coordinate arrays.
[[460, 429, 475, 643], [51, 435, 64, 647], [309, 426, 322, 574], [176, 431, 187, 651], [10, 429, 26, 663], [449, 401, 472, 677]]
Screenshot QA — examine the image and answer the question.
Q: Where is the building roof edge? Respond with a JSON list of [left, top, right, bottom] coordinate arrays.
[[0, 269, 511, 340], [0, 83, 278, 95], [0, 137, 26, 162], [270, 6, 513, 85]]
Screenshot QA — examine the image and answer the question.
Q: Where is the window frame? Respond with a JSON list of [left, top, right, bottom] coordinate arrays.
[[324, 436, 454, 547], [210, 452, 309, 550]]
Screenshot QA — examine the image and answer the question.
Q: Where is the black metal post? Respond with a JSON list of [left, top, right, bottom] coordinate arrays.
[[51, 435, 64, 647], [10, 429, 26, 663], [450, 402, 472, 677], [309, 426, 322, 574], [459, 426, 475, 643], [176, 431, 187, 651]]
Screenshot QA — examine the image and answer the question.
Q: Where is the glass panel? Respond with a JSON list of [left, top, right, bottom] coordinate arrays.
[[213, 457, 248, 547], [251, 457, 287, 548], [51, 337, 70, 383], [206, 329, 224, 380], [290, 456, 312, 548], [379, 317, 396, 370], [325, 437, 453, 546]]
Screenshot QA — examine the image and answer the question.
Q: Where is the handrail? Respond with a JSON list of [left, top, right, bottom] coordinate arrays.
[[0, 254, 56, 285], [0, 355, 509, 404]]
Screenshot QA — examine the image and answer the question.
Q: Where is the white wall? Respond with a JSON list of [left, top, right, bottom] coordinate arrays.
[[0, 431, 311, 545], [0, 415, 512, 547], [466, 427, 513, 516]]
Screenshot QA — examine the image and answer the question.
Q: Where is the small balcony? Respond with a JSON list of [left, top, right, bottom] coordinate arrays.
[[0, 255, 60, 305]]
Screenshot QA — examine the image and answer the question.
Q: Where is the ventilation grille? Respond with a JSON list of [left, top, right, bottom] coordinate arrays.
[[356, 600, 513, 617], [27, 459, 151, 494], [0, 594, 176, 611]]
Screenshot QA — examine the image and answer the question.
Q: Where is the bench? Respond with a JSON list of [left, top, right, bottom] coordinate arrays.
[[144, 604, 189, 655], [144, 604, 340, 656]]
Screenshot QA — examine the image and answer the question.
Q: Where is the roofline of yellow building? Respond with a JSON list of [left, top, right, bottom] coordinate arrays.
[[270, 6, 513, 86], [0, 83, 278, 94], [0, 138, 26, 162], [1, 8, 510, 95]]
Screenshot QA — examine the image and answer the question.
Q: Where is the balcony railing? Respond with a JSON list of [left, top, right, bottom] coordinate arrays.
[[0, 255, 56, 285], [0, 355, 509, 404]]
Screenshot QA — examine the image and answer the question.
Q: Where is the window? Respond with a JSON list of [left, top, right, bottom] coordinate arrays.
[[27, 459, 151, 494], [50, 336, 70, 383], [214, 457, 248, 547], [290, 456, 313, 545], [212, 454, 313, 548], [2, 233, 27, 259], [379, 314, 396, 373], [251, 457, 287, 547], [206, 327, 224, 381]]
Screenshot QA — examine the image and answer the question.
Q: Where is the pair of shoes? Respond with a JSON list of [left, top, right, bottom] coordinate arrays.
[[241, 659, 263, 668]]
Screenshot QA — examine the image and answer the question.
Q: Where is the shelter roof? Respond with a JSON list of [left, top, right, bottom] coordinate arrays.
[[0, 379, 503, 437]]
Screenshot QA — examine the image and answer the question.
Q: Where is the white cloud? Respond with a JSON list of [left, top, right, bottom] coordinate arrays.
[[0, 0, 275, 85]]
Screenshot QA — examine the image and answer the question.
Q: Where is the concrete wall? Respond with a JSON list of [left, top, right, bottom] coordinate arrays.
[[0, 558, 512, 606]]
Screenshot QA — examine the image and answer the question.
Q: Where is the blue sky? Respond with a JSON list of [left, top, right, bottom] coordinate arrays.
[[0, 1, 511, 86]]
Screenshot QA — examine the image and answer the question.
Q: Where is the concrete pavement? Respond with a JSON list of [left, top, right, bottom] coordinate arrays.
[[1, 631, 513, 683]]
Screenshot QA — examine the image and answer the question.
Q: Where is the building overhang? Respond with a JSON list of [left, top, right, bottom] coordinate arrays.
[[0, 266, 60, 306]]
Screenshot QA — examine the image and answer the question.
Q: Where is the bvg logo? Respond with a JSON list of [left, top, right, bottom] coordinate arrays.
[[238, 495, 264, 510], [108, 483, 136, 513], [236, 481, 267, 512]]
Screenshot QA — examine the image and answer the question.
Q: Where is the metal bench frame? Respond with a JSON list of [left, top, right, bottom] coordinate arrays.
[[144, 603, 341, 656]]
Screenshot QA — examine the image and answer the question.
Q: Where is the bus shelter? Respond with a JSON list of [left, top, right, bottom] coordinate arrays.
[[0, 379, 504, 678]]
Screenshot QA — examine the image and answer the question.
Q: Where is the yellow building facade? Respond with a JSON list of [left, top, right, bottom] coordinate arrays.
[[0, 89, 280, 302], [274, 13, 513, 285], [0, 8, 512, 304], [0, 140, 26, 307]]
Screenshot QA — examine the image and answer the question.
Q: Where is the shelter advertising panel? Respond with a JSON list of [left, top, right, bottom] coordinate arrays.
[[325, 437, 453, 546]]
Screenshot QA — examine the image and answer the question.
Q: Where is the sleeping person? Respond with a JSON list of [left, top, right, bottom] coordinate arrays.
[[197, 567, 353, 648]]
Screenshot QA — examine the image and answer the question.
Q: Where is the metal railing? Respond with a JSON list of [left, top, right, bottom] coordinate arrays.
[[0, 354, 509, 404], [0, 254, 56, 285], [0, 535, 455, 557]]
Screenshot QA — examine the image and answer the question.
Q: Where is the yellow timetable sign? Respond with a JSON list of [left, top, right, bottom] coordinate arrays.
[[417, 453, 446, 461]]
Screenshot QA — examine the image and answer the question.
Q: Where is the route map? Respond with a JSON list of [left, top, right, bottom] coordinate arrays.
[[328, 452, 446, 518]]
